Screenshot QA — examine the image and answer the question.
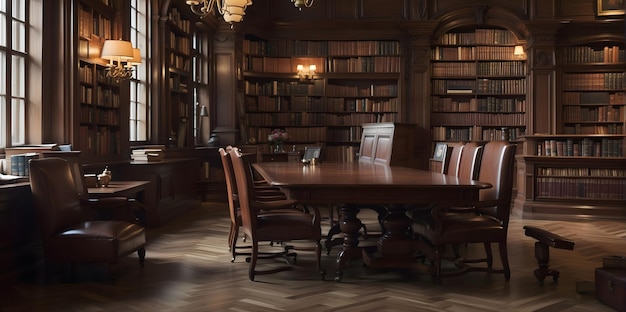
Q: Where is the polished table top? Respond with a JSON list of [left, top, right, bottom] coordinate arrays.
[[253, 161, 491, 205], [87, 180, 150, 198]]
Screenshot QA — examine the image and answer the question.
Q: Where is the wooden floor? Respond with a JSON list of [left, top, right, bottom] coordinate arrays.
[[0, 201, 622, 312]]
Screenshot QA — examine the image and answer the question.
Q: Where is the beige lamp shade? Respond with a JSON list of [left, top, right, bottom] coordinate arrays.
[[222, 0, 252, 23], [513, 45, 524, 57], [128, 48, 142, 65], [101, 40, 134, 60]]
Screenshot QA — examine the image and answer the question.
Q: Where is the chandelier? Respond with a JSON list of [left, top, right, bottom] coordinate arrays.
[[186, 0, 253, 24], [292, 0, 314, 10], [100, 40, 141, 82]]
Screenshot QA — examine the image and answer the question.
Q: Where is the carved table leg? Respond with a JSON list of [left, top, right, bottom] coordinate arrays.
[[335, 205, 362, 281]]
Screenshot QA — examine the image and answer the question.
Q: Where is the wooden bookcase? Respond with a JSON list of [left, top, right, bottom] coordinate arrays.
[[164, 6, 194, 149], [242, 38, 401, 162], [76, 0, 124, 157], [430, 27, 527, 143], [514, 41, 625, 220]]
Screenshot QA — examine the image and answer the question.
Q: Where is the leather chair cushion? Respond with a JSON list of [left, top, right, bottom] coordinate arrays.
[[256, 213, 319, 241], [412, 213, 504, 245], [46, 221, 145, 263]]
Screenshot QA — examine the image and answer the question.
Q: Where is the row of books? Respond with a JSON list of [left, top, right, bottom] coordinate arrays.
[[167, 7, 192, 33], [243, 39, 400, 57], [432, 46, 525, 61], [326, 84, 398, 97], [169, 54, 191, 71], [537, 167, 626, 177], [432, 60, 526, 77], [77, 126, 120, 156], [327, 57, 401, 73], [563, 73, 624, 90], [248, 95, 399, 114], [538, 139, 623, 157], [79, 65, 95, 84], [247, 112, 391, 127], [79, 106, 120, 126], [561, 46, 624, 64], [168, 33, 191, 54], [437, 29, 518, 46], [432, 97, 526, 113], [8, 153, 38, 177], [431, 112, 527, 125], [535, 177, 625, 200], [245, 80, 399, 98], [563, 124, 622, 135], [245, 56, 400, 73], [327, 127, 363, 142], [327, 98, 399, 113], [431, 126, 525, 141], [95, 86, 120, 108], [78, 6, 112, 39], [562, 91, 625, 105], [562, 106, 622, 122], [244, 80, 325, 96], [432, 78, 526, 95]]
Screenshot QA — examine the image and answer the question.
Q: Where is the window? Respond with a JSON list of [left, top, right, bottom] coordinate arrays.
[[0, 0, 28, 149], [129, 0, 149, 142], [192, 32, 210, 145]]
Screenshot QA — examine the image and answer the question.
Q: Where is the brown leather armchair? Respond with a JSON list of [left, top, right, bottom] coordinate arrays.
[[228, 147, 324, 281], [28, 158, 146, 278], [412, 141, 516, 282]]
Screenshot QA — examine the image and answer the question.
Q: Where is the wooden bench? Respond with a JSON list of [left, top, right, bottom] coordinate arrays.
[[524, 226, 575, 284]]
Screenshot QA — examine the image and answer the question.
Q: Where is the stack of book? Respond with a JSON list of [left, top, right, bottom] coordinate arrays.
[[131, 146, 165, 162]]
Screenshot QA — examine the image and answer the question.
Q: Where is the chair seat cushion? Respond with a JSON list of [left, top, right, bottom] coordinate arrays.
[[412, 213, 504, 244], [256, 212, 319, 241], [46, 220, 145, 263]]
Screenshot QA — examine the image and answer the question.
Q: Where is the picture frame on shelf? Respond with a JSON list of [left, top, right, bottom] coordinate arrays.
[[597, 0, 625, 16], [432, 142, 448, 161]]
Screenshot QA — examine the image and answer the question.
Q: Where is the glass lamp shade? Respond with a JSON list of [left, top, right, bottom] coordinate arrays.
[[101, 40, 134, 60]]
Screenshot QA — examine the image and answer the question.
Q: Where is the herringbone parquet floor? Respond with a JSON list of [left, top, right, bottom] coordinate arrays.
[[0, 202, 623, 312]]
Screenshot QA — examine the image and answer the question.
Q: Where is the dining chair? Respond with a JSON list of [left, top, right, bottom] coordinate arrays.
[[29, 158, 146, 280], [411, 141, 516, 282], [442, 142, 464, 175], [219, 146, 303, 262], [228, 147, 325, 281], [456, 142, 483, 180]]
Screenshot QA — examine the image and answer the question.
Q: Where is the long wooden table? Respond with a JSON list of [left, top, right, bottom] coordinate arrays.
[[252, 161, 491, 281]]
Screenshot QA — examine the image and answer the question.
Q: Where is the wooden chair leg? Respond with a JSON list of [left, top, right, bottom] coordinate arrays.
[[137, 247, 146, 267], [498, 242, 510, 280]]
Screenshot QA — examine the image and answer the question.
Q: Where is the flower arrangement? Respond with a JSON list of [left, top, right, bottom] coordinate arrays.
[[268, 129, 288, 153], [268, 128, 289, 144]]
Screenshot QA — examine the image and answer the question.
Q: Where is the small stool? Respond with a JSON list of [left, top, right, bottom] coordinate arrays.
[[524, 226, 575, 284]]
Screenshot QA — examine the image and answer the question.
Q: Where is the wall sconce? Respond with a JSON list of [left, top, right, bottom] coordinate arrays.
[[292, 0, 314, 10], [186, 0, 253, 25], [197, 105, 209, 145], [101, 40, 141, 82], [297, 64, 316, 80], [513, 45, 525, 59]]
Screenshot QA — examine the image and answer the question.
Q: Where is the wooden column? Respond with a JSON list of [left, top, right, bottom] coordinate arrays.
[[211, 26, 239, 146]]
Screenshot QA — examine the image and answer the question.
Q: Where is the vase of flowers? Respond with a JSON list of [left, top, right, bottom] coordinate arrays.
[[268, 128, 288, 153]]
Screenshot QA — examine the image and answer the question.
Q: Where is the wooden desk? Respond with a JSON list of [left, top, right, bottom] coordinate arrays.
[[253, 161, 491, 281], [88, 180, 150, 225], [87, 180, 150, 198]]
